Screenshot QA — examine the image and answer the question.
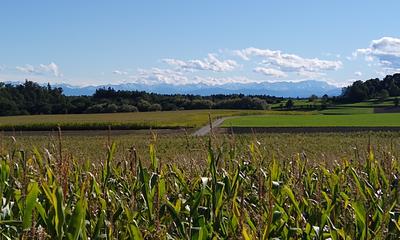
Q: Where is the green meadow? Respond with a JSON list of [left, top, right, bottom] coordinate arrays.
[[223, 113, 400, 127]]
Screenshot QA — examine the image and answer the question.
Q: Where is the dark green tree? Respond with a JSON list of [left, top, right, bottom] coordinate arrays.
[[394, 98, 400, 107], [308, 94, 318, 102], [285, 99, 294, 109]]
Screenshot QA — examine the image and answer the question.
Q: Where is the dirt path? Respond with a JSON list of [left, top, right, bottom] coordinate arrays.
[[192, 117, 235, 136]]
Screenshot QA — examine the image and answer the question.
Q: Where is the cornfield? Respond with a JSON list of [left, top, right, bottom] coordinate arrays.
[[0, 131, 399, 239]]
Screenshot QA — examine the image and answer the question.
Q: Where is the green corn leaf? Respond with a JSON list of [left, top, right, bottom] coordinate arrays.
[[191, 190, 203, 217], [22, 182, 39, 230], [67, 198, 87, 240], [283, 185, 302, 217], [166, 200, 186, 237], [214, 182, 225, 217], [245, 210, 257, 233], [103, 142, 116, 186], [138, 159, 153, 220], [340, 192, 350, 209], [92, 211, 105, 239], [0, 219, 21, 226], [352, 202, 366, 225], [55, 186, 66, 238], [32, 147, 44, 170], [352, 201, 367, 239], [271, 155, 279, 182], [350, 168, 367, 200], [35, 201, 47, 222], [391, 218, 400, 231], [129, 221, 143, 240], [149, 143, 158, 171], [242, 225, 252, 240], [171, 166, 190, 193]]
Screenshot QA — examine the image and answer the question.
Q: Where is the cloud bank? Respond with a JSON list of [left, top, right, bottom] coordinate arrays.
[[355, 37, 400, 70], [113, 70, 128, 75], [234, 47, 342, 78], [163, 54, 238, 72], [16, 62, 61, 77], [4, 37, 400, 87], [130, 68, 254, 86], [253, 67, 287, 78]]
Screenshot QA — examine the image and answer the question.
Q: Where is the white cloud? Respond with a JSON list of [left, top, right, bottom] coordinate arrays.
[[234, 47, 278, 61], [116, 48, 345, 86], [128, 68, 260, 86], [192, 76, 259, 85], [16, 64, 36, 74], [16, 62, 61, 77], [163, 54, 238, 72], [113, 70, 128, 75], [375, 68, 398, 78], [234, 47, 342, 77], [355, 37, 400, 70], [132, 68, 190, 85], [354, 71, 362, 77], [253, 67, 287, 78], [40, 62, 61, 77]]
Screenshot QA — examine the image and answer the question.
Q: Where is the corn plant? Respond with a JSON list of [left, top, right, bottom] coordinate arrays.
[[0, 134, 399, 239]]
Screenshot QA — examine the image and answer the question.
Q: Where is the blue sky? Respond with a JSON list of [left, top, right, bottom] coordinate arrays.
[[1, 1, 400, 87]]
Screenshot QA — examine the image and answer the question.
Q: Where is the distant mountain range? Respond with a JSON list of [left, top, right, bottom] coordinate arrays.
[[52, 80, 342, 97]]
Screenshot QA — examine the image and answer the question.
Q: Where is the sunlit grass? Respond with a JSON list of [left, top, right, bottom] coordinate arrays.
[[223, 113, 400, 127]]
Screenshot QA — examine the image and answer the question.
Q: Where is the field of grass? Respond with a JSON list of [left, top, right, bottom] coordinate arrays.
[[223, 113, 400, 127], [270, 99, 318, 108], [340, 98, 397, 108], [270, 97, 397, 113], [0, 109, 274, 131], [1, 97, 396, 131], [0, 131, 399, 238], [319, 107, 374, 115]]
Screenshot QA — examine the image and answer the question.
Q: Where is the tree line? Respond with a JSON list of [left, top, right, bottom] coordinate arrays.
[[1, 73, 399, 116], [0, 81, 69, 116], [341, 73, 400, 102], [0, 81, 283, 116]]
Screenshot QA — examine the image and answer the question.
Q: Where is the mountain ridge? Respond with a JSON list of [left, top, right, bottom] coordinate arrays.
[[52, 80, 341, 97]]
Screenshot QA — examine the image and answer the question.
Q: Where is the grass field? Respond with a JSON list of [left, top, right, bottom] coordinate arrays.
[[270, 98, 398, 114], [1, 97, 397, 131], [223, 112, 400, 127], [340, 98, 397, 107], [319, 106, 374, 115]]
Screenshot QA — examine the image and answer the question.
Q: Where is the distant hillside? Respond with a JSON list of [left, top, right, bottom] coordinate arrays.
[[0, 80, 285, 116], [4, 74, 398, 117], [55, 80, 341, 98]]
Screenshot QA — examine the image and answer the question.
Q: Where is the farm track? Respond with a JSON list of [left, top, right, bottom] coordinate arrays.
[[192, 116, 237, 136]]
